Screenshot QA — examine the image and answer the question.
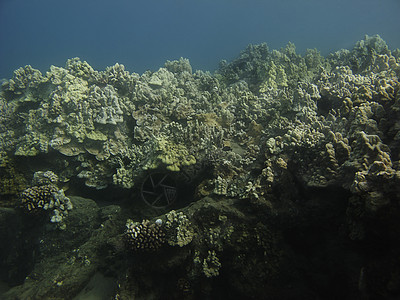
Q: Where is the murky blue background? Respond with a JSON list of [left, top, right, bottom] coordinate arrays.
[[1, 0, 399, 78]]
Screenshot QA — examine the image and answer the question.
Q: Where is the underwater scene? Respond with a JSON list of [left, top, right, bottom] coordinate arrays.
[[1, 33, 400, 299]]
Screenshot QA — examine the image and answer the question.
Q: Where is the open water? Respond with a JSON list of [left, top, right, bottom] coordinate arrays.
[[0, 0, 400, 77]]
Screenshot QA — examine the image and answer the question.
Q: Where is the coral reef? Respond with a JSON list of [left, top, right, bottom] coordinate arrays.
[[1, 34, 400, 299]]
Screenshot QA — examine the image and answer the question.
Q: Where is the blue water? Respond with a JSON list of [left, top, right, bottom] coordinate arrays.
[[1, 0, 399, 78]]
